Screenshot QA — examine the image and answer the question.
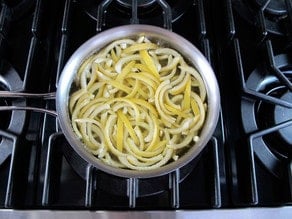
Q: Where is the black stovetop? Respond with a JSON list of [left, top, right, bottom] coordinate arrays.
[[0, 0, 291, 210]]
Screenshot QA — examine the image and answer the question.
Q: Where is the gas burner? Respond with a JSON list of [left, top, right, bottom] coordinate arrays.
[[61, 136, 199, 197], [0, 60, 26, 165], [80, 0, 192, 25], [254, 0, 287, 16], [116, 0, 156, 8], [241, 54, 292, 177], [233, 0, 289, 35]]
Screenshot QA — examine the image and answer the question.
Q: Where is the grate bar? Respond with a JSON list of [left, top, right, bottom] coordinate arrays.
[[245, 119, 292, 204], [249, 120, 292, 178], [225, 0, 236, 41], [85, 165, 95, 207], [211, 137, 222, 208], [22, 37, 38, 90], [96, 0, 113, 32], [157, 0, 172, 30], [56, 0, 72, 87], [250, 120, 292, 140], [31, 0, 43, 36], [255, 10, 268, 43], [42, 132, 63, 206], [61, 0, 72, 33], [257, 0, 271, 40], [130, 0, 139, 24], [247, 138, 259, 205], [197, 0, 207, 38], [234, 39, 292, 108], [1, 130, 18, 207], [196, 0, 210, 61], [56, 35, 68, 88], [169, 169, 180, 208], [265, 40, 292, 90], [127, 178, 138, 208], [260, 0, 271, 10], [201, 38, 211, 63], [289, 161, 292, 201]]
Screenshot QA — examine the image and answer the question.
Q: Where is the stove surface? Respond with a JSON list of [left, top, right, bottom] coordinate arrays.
[[0, 0, 291, 212]]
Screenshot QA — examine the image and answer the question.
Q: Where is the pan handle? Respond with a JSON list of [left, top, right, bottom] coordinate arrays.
[[0, 91, 58, 116], [0, 106, 58, 117], [0, 91, 56, 99]]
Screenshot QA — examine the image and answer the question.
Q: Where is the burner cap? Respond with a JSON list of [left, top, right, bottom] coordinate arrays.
[[116, 0, 156, 8], [274, 91, 292, 145], [254, 0, 287, 16]]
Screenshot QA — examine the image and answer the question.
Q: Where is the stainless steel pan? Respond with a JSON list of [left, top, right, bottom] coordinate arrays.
[[0, 24, 220, 178]]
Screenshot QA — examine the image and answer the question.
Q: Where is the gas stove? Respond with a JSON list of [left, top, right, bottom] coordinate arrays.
[[0, 0, 291, 218]]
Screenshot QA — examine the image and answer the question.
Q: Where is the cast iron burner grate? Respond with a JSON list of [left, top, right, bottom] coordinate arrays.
[[42, 133, 222, 208], [61, 137, 201, 198], [4, 0, 290, 211], [232, 0, 292, 36], [241, 53, 292, 178], [80, 0, 192, 31]]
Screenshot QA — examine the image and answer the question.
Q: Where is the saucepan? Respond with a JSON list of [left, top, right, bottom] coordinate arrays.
[[0, 24, 220, 178]]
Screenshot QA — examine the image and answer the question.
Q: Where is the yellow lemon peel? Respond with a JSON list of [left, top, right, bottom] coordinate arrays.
[[69, 36, 207, 170]]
